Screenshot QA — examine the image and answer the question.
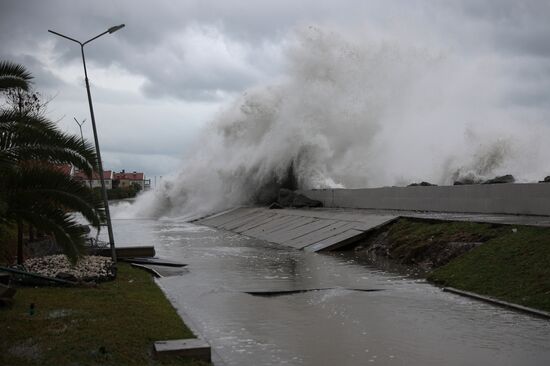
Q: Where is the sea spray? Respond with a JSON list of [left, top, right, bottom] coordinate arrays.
[[116, 27, 550, 219]]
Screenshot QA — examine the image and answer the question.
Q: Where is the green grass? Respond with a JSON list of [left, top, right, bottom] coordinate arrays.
[[0, 263, 209, 366], [369, 218, 550, 312], [428, 224, 550, 312]]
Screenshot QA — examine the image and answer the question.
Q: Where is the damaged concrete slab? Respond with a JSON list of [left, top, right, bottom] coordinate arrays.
[[198, 207, 261, 227], [244, 287, 385, 296], [195, 207, 397, 252]]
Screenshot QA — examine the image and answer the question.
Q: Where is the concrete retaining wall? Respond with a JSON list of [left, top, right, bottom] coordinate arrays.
[[300, 183, 550, 216]]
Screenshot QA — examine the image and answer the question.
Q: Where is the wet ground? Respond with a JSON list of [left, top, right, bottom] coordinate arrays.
[[103, 217, 550, 366]]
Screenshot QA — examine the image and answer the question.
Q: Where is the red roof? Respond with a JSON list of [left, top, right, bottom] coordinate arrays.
[[53, 164, 73, 176], [74, 170, 112, 180], [114, 171, 144, 181]]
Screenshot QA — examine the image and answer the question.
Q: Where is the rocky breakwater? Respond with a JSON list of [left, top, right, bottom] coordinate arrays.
[[24, 255, 115, 283]]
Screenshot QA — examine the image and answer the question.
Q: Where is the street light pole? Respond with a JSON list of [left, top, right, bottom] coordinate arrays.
[[73, 117, 93, 189], [49, 25, 125, 263], [73, 117, 86, 146]]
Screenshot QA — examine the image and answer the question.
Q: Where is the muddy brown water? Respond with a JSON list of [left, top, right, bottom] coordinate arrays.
[[102, 217, 550, 366]]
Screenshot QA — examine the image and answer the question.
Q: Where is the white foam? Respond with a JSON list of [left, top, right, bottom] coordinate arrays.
[[122, 26, 550, 219]]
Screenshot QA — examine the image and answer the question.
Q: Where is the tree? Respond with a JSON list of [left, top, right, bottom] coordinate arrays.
[[0, 61, 104, 264], [3, 87, 47, 118]]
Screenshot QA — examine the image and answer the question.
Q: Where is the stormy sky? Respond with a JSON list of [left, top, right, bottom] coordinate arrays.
[[1, 0, 549, 179]]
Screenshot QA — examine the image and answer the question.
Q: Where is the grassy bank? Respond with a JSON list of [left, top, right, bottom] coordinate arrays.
[[428, 223, 550, 312], [360, 218, 550, 312], [0, 263, 209, 366]]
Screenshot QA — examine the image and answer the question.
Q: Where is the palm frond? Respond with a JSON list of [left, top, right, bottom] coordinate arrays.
[[9, 166, 104, 228], [0, 113, 98, 174], [0, 60, 104, 264], [0, 61, 32, 91], [13, 207, 87, 263]]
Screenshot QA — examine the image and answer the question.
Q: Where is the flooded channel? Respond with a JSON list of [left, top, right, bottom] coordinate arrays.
[[104, 217, 550, 366]]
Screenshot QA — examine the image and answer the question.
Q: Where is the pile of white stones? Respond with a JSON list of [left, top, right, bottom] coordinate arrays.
[[24, 255, 115, 282]]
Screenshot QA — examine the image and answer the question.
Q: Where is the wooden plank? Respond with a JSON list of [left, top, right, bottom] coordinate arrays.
[[94, 246, 155, 258], [0, 265, 77, 285], [131, 263, 162, 278], [120, 258, 186, 267]]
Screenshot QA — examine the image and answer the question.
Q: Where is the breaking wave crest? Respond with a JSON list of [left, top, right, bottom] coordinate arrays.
[[115, 27, 550, 219]]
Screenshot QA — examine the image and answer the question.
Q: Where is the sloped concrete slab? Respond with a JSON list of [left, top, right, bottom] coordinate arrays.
[[200, 207, 257, 227], [256, 216, 316, 241], [285, 221, 356, 249], [233, 212, 278, 233], [272, 219, 337, 246], [197, 207, 398, 252], [241, 214, 293, 236], [219, 209, 264, 230], [303, 229, 367, 252]]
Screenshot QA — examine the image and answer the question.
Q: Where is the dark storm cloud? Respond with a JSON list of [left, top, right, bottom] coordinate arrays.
[[1, 0, 297, 100], [7, 53, 66, 90], [2, 0, 550, 102], [443, 0, 550, 57]]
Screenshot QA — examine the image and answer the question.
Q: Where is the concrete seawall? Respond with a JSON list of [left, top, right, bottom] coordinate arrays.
[[300, 183, 550, 216]]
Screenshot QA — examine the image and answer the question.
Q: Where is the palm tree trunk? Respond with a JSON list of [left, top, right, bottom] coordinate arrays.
[[29, 224, 34, 242], [17, 220, 24, 265]]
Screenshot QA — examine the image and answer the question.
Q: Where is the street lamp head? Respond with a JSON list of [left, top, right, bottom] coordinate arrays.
[[108, 24, 125, 34]]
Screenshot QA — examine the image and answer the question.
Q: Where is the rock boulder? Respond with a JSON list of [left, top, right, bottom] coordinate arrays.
[[482, 174, 515, 184], [277, 189, 323, 208]]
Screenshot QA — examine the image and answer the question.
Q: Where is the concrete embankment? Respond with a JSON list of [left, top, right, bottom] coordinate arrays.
[[300, 182, 550, 216], [195, 207, 397, 251]]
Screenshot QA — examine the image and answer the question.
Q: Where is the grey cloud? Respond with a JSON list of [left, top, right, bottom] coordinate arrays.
[[7, 54, 66, 90], [2, 0, 550, 177], [0, 0, 411, 101], [140, 67, 257, 101]]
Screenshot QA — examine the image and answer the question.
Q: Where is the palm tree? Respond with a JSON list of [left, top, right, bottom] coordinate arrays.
[[1, 60, 104, 264]]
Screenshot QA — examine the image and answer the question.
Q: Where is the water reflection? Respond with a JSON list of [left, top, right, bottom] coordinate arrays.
[[104, 218, 550, 366]]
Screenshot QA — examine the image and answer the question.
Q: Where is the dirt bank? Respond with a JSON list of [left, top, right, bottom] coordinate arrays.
[[351, 218, 550, 312]]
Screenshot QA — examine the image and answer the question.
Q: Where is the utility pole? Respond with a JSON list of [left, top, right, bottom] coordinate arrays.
[[49, 24, 125, 263], [73, 117, 93, 189]]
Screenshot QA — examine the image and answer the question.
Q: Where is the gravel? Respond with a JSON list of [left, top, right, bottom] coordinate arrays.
[[24, 255, 115, 282]]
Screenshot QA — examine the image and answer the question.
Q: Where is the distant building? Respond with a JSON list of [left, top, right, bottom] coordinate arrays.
[[53, 164, 75, 177], [73, 169, 113, 189], [113, 170, 150, 190]]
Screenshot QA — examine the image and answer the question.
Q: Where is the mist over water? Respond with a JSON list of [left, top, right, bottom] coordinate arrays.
[[116, 27, 550, 219]]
